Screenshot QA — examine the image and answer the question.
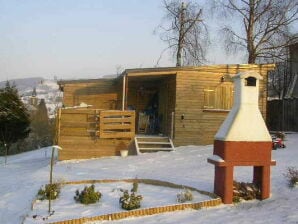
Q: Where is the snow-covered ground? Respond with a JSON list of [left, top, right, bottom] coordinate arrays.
[[0, 134, 297, 224]]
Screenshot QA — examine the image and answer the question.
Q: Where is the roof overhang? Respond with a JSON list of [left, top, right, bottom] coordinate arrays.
[[122, 64, 276, 78]]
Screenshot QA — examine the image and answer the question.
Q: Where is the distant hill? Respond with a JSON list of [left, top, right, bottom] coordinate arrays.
[[0, 77, 44, 92]]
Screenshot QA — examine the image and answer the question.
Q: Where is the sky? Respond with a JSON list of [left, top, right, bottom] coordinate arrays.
[[0, 0, 248, 82]]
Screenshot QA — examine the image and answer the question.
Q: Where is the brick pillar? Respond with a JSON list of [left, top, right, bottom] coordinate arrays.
[[253, 166, 271, 200], [261, 166, 270, 199], [214, 166, 234, 204], [253, 166, 262, 185]]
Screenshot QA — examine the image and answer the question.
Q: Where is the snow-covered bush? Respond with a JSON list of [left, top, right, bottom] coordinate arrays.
[[37, 183, 61, 200], [177, 188, 193, 203], [74, 184, 102, 204], [284, 167, 298, 188], [119, 181, 143, 210], [119, 190, 143, 210]]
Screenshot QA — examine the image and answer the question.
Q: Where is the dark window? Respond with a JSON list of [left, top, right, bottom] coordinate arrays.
[[245, 77, 256, 86]]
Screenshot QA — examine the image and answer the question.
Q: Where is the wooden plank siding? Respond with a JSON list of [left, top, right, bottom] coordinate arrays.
[[57, 109, 134, 160], [60, 79, 120, 109], [173, 66, 273, 146]]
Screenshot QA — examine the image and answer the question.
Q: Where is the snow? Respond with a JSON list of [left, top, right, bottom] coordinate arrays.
[[0, 134, 298, 224], [208, 155, 225, 163], [26, 182, 211, 223]]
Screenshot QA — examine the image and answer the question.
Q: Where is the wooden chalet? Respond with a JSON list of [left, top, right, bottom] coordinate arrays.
[[56, 64, 275, 160]]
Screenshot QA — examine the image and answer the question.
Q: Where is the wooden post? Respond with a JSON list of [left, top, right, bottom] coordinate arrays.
[[171, 112, 175, 139], [48, 147, 55, 213], [55, 108, 62, 145], [122, 74, 126, 111], [125, 75, 129, 110], [4, 143, 7, 165], [48, 145, 62, 214]]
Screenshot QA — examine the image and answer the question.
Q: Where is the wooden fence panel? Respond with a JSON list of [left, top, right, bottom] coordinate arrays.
[[267, 99, 298, 131], [99, 110, 135, 139]]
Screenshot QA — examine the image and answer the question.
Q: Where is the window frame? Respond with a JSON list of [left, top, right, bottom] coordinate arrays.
[[203, 83, 234, 111]]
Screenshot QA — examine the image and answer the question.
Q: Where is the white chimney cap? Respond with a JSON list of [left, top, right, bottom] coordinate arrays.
[[233, 71, 263, 80]]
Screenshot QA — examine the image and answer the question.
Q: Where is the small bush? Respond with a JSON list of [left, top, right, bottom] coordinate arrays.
[[177, 188, 193, 203], [284, 167, 298, 188], [119, 181, 143, 210], [232, 195, 241, 203], [74, 184, 102, 204], [119, 190, 143, 210], [37, 183, 61, 200]]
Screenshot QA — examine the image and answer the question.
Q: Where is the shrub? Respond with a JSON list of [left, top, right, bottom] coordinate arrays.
[[37, 183, 61, 200], [284, 167, 298, 188], [74, 184, 102, 204], [119, 181, 143, 210], [177, 188, 193, 203], [232, 195, 241, 203], [119, 190, 143, 210]]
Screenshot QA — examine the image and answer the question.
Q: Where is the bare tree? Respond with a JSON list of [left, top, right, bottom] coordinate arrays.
[[216, 0, 298, 63], [156, 0, 208, 66]]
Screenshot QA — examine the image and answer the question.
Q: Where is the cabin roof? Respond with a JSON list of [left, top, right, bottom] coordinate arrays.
[[57, 77, 116, 85], [57, 64, 275, 85], [122, 64, 275, 77]]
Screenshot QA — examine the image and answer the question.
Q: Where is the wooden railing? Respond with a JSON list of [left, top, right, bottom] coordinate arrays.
[[99, 110, 135, 139]]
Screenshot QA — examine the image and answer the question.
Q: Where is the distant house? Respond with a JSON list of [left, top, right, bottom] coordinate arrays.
[[24, 88, 38, 116], [56, 64, 274, 160]]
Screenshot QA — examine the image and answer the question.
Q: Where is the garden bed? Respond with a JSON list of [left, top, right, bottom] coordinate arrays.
[[24, 179, 220, 224]]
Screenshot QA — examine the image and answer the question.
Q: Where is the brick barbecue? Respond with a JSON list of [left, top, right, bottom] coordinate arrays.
[[208, 71, 276, 204]]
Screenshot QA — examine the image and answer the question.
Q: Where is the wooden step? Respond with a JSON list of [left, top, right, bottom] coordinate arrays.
[[135, 136, 175, 155], [137, 141, 172, 145], [136, 138, 169, 142], [138, 147, 173, 151]]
